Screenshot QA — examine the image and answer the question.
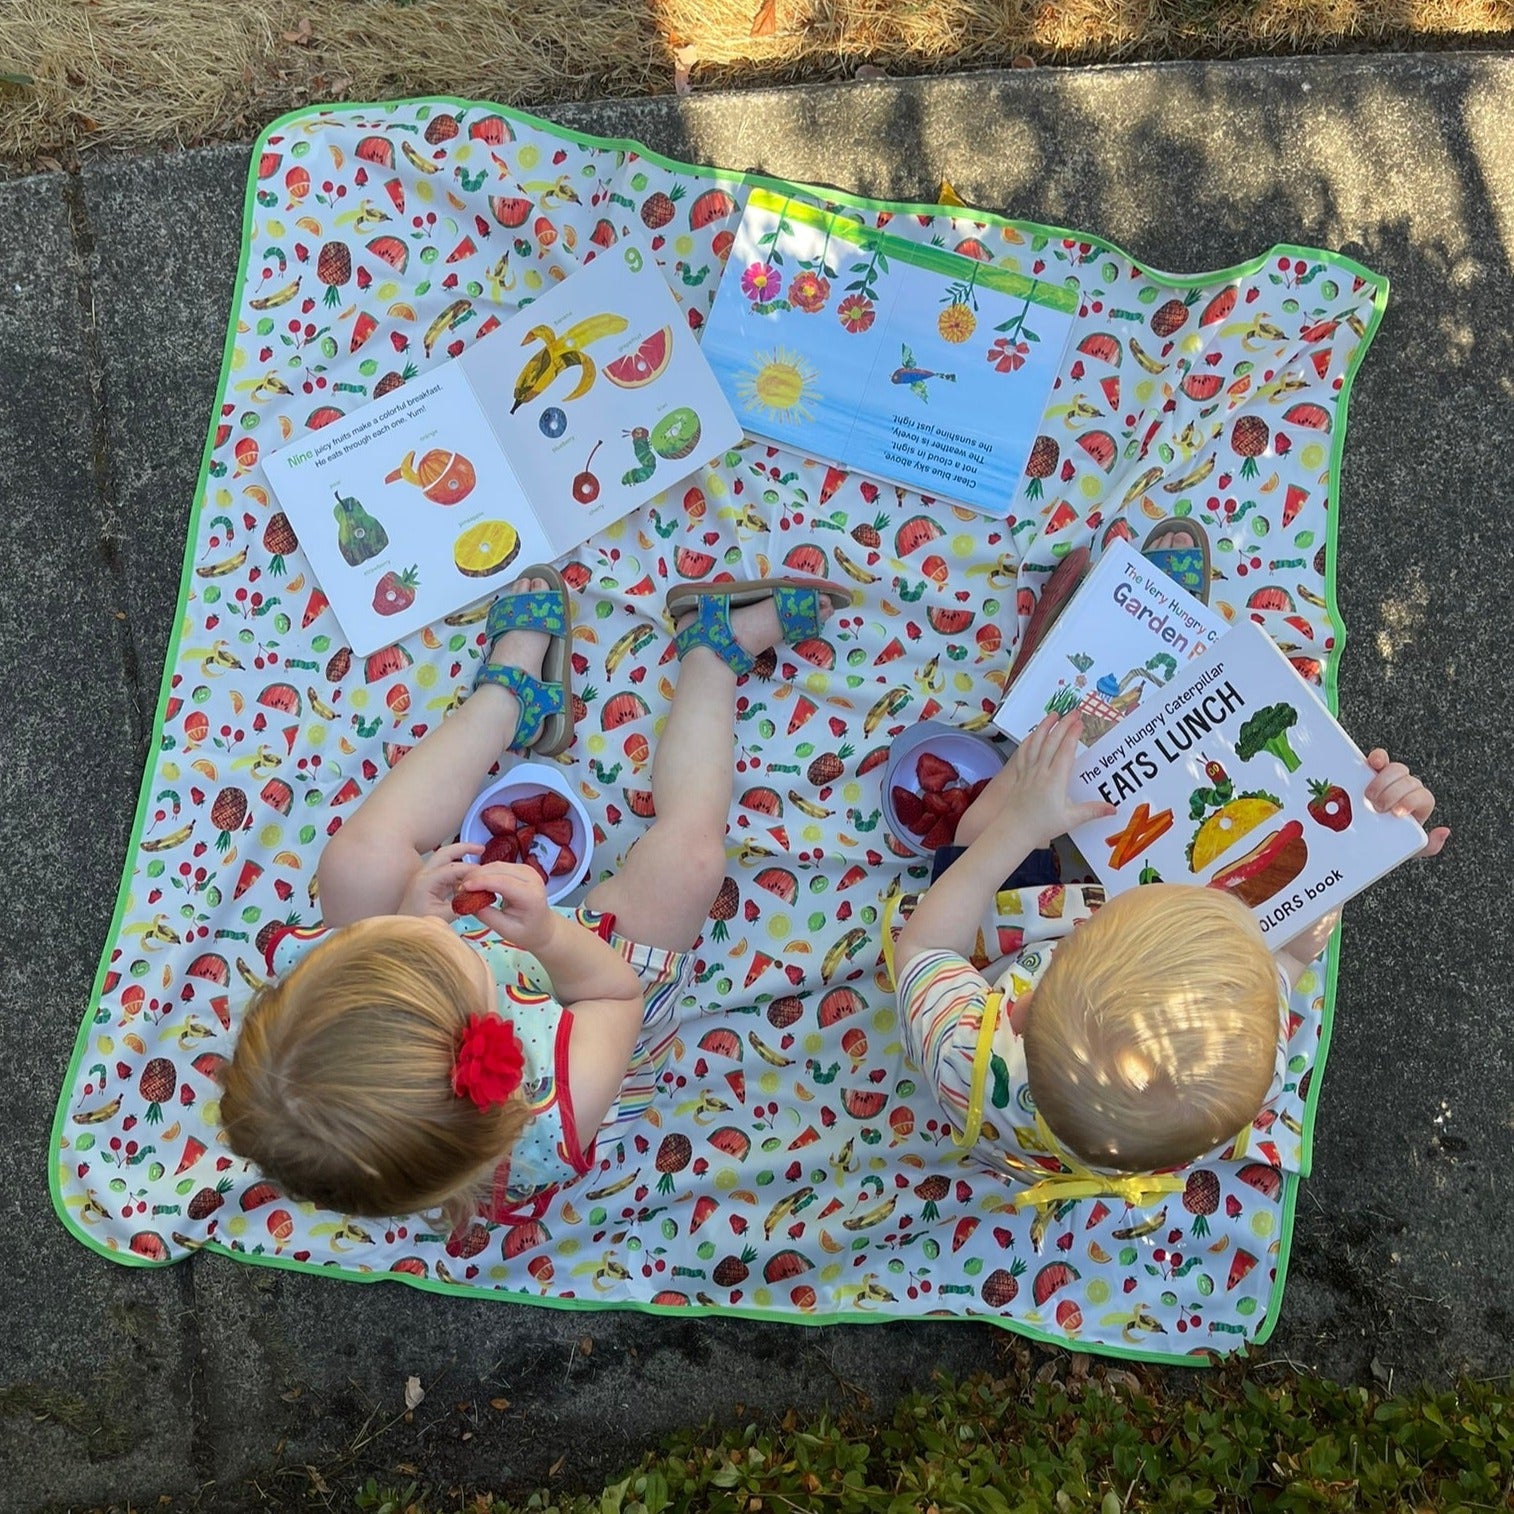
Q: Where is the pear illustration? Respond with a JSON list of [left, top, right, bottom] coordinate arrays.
[[332, 487, 389, 567]]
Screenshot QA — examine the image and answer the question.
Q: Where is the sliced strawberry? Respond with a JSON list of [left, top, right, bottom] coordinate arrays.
[[523, 857, 550, 884], [943, 787, 972, 814], [539, 817, 574, 845], [480, 804, 517, 836], [967, 777, 991, 801], [538, 792, 570, 822], [921, 818, 957, 849], [550, 844, 578, 878], [891, 787, 925, 827], [481, 833, 517, 865], [906, 809, 936, 836], [923, 791, 954, 816], [916, 752, 958, 793], [515, 824, 537, 856], [511, 794, 546, 826], [451, 889, 496, 916]]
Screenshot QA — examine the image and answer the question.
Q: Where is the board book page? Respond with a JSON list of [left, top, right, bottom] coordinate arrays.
[[264, 254, 740, 653], [993, 538, 1227, 745], [1065, 618, 1426, 940], [700, 187, 1079, 516]]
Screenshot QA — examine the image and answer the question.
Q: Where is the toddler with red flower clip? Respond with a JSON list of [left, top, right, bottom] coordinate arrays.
[[221, 568, 853, 1232]]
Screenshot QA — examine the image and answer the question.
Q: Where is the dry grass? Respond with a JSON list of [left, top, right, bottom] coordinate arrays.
[[1, 0, 1511, 167]]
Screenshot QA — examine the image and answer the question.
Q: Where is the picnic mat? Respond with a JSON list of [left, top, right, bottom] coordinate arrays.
[[51, 97, 1386, 1364]]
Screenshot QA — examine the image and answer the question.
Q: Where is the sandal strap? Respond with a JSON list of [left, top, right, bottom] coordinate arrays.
[[484, 587, 570, 643], [672, 596, 755, 676], [1144, 546, 1207, 596], [772, 583, 830, 645], [473, 664, 565, 752]]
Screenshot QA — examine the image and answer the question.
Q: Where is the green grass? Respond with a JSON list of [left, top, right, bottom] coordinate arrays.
[[349, 1366, 1514, 1514]]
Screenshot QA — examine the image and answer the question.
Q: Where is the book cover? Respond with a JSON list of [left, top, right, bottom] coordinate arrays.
[[263, 254, 741, 654], [699, 187, 1079, 517], [992, 538, 1227, 746], [1065, 619, 1426, 940]]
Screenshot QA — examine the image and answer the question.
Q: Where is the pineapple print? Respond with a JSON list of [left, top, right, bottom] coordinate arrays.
[[139, 1058, 176, 1124], [1150, 296, 1194, 339], [1231, 415, 1270, 478], [914, 1174, 950, 1221], [187, 1178, 233, 1221], [316, 240, 352, 307], [640, 184, 684, 230], [1024, 435, 1059, 500], [423, 112, 460, 145], [374, 363, 418, 399], [1182, 1169, 1221, 1237], [262, 512, 298, 576], [979, 1258, 1027, 1306], [707, 877, 739, 941], [713, 1246, 757, 1287], [850, 513, 889, 549], [211, 786, 248, 852], [655, 1132, 692, 1194], [806, 745, 853, 786]]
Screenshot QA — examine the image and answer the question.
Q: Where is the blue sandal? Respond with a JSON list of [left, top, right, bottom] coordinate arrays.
[[665, 577, 857, 675], [1141, 518, 1212, 604], [473, 565, 574, 756]]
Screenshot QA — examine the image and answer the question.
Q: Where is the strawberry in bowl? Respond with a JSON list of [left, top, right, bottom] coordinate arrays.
[[882, 722, 1006, 856]]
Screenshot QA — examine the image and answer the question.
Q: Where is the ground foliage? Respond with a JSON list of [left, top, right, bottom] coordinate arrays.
[[353, 1363, 1514, 1514]]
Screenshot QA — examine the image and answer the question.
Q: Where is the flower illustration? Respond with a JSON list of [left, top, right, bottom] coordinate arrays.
[[740, 261, 782, 302], [937, 302, 977, 343], [988, 337, 1031, 373], [789, 269, 831, 313], [837, 293, 876, 333]]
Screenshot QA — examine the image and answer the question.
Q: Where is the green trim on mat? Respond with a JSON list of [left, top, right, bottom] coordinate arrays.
[[50, 93, 1387, 1365], [746, 186, 1080, 311]]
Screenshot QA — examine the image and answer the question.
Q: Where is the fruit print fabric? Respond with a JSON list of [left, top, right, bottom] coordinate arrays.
[[50, 97, 1385, 1363]]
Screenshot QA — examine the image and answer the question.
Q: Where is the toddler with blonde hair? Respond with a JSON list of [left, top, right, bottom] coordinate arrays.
[[222, 570, 852, 1230], [892, 710, 1447, 1195]]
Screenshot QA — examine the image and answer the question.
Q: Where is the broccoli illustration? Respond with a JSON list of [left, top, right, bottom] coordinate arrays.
[[1235, 702, 1302, 772]]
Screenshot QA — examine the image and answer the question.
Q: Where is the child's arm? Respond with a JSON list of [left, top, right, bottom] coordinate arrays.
[[1273, 748, 1447, 985], [896, 713, 1116, 967], [465, 860, 645, 1146]]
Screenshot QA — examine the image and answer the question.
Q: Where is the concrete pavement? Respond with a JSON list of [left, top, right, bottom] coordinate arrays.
[[2, 53, 1508, 1511]]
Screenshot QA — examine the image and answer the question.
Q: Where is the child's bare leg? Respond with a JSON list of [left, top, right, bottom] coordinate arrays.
[[585, 597, 827, 952], [317, 575, 550, 922]]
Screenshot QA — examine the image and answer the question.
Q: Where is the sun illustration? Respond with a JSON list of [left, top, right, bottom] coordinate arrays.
[[737, 346, 821, 426]]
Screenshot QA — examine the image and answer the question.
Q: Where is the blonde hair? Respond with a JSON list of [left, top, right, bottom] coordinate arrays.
[[221, 918, 528, 1230], [1024, 884, 1279, 1173]]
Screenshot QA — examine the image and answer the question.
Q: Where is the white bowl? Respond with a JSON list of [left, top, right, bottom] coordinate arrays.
[[459, 760, 594, 904], [882, 721, 1007, 857]]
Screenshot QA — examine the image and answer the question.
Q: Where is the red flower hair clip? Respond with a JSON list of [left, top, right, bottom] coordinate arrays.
[[451, 1013, 525, 1110]]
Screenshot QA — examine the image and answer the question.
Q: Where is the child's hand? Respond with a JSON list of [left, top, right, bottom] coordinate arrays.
[[964, 712, 1116, 851], [398, 841, 486, 920], [463, 860, 554, 949], [1364, 749, 1449, 857]]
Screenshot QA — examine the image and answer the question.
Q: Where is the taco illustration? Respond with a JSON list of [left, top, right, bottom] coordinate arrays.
[[1187, 794, 1282, 873]]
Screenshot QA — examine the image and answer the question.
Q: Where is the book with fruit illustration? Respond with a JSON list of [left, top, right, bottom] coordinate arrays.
[[1062, 618, 1426, 940], [263, 252, 741, 653], [699, 187, 1079, 516], [992, 538, 1227, 746]]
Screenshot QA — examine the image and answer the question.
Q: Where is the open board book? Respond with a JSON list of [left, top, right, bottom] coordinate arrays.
[[699, 187, 1079, 517], [1062, 618, 1426, 941], [992, 538, 1228, 745], [264, 254, 741, 654]]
